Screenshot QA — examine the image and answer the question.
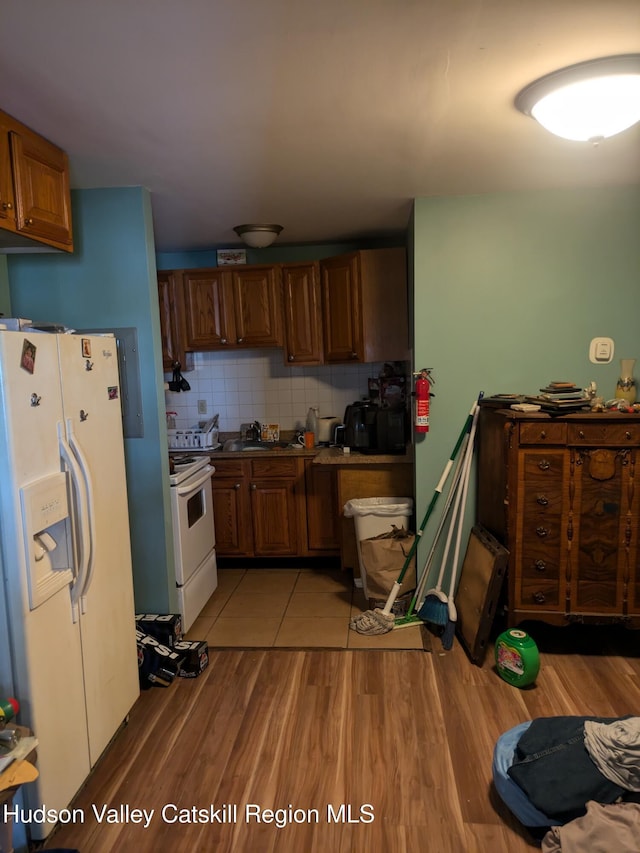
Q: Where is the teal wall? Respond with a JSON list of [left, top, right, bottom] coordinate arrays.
[[156, 238, 404, 270], [7, 188, 176, 613], [0, 256, 10, 316], [412, 185, 640, 589]]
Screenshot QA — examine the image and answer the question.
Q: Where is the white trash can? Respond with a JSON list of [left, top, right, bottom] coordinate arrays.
[[343, 497, 414, 598]]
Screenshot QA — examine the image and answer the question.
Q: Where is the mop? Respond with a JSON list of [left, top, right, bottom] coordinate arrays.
[[350, 399, 479, 636], [418, 399, 479, 629], [393, 430, 471, 630], [441, 408, 476, 650]]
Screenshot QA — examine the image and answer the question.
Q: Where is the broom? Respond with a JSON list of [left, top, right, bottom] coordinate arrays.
[[350, 398, 479, 636], [418, 398, 479, 628], [393, 430, 471, 630], [441, 406, 477, 650]]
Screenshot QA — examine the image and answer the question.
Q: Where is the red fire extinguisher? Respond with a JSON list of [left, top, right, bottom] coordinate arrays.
[[413, 368, 434, 433]]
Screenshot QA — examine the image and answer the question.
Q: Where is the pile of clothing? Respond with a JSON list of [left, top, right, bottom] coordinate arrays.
[[493, 716, 640, 850]]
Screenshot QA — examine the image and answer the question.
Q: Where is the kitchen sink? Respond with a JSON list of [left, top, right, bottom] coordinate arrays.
[[221, 439, 293, 452]]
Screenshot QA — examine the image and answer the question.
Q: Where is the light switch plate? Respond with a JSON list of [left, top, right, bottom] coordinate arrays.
[[589, 337, 614, 364]]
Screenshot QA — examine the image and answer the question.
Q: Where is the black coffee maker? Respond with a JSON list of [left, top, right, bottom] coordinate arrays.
[[342, 401, 378, 450]]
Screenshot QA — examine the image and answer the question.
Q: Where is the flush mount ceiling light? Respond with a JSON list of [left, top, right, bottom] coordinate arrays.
[[515, 54, 640, 143], [233, 224, 283, 248]]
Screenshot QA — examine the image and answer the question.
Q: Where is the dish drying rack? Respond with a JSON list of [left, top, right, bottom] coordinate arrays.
[[167, 413, 221, 450]]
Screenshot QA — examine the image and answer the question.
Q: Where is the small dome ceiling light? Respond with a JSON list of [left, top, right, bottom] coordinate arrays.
[[515, 54, 640, 143], [233, 224, 283, 248]]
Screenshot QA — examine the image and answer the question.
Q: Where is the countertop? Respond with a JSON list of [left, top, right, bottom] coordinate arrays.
[[311, 446, 414, 465], [170, 445, 414, 465]]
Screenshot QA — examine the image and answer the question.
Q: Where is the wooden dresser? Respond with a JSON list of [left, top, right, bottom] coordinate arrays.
[[477, 406, 640, 628]]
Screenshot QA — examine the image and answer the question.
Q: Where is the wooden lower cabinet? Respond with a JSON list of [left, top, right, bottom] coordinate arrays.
[[209, 459, 253, 556], [211, 456, 315, 558], [305, 462, 340, 551], [210, 455, 414, 563], [477, 407, 640, 627]]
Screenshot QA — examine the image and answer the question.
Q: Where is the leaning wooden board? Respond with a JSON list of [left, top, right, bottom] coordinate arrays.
[[455, 525, 508, 665]]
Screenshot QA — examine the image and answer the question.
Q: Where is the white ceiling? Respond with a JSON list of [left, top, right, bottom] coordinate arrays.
[[1, 0, 639, 253]]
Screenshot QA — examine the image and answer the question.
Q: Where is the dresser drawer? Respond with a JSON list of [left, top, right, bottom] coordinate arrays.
[[519, 422, 567, 445], [567, 423, 640, 446]]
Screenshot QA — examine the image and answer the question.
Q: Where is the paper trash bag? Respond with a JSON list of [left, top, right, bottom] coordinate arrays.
[[359, 526, 416, 598]]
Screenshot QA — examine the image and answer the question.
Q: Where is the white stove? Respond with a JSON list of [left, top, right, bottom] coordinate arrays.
[[169, 454, 211, 486], [168, 454, 218, 631]]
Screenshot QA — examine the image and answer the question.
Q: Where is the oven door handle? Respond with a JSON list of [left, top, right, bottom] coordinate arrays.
[[175, 465, 214, 497]]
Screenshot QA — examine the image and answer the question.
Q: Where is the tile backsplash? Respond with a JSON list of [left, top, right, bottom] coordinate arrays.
[[165, 349, 392, 433]]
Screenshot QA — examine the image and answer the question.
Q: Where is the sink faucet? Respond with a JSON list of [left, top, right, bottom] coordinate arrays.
[[246, 420, 261, 441]]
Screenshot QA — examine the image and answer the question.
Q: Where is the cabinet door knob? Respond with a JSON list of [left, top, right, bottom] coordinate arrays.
[[536, 526, 549, 538], [250, 483, 256, 490], [350, 351, 358, 359], [534, 560, 547, 572], [533, 591, 546, 604], [220, 337, 228, 345], [2, 201, 13, 211], [536, 495, 549, 506], [234, 483, 241, 490], [538, 459, 550, 470], [25, 217, 34, 226], [237, 337, 244, 344]]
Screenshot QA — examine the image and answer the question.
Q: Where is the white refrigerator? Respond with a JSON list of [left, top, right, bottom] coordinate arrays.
[[0, 330, 139, 841]]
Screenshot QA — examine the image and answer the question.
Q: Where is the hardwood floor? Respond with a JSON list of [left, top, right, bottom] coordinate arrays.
[[42, 625, 640, 853]]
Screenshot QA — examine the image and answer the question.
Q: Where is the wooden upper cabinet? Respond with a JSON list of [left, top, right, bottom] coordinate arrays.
[[183, 268, 232, 348], [319, 252, 363, 362], [230, 265, 282, 347], [319, 247, 409, 364], [163, 247, 408, 363], [0, 129, 15, 224], [157, 270, 192, 371], [282, 261, 323, 365], [182, 265, 282, 350], [0, 109, 73, 252]]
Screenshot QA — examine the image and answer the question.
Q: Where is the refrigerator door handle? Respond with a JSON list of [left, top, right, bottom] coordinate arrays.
[[67, 420, 97, 612], [59, 422, 91, 621]]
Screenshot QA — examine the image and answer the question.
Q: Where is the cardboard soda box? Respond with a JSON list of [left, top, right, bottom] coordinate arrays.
[[174, 639, 209, 678], [135, 613, 183, 648], [136, 629, 185, 689]]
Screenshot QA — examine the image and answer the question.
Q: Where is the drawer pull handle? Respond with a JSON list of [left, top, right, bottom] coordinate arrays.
[[540, 430, 546, 439], [536, 495, 549, 506], [538, 460, 550, 471], [533, 591, 546, 604], [626, 431, 632, 440], [534, 560, 547, 572], [579, 430, 585, 439], [536, 526, 549, 538]]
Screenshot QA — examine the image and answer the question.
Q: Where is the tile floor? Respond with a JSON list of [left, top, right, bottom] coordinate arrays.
[[184, 567, 427, 650]]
